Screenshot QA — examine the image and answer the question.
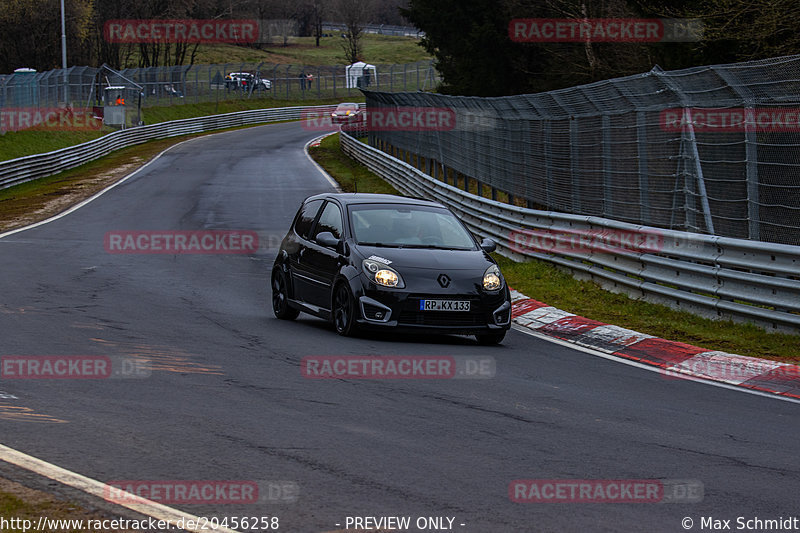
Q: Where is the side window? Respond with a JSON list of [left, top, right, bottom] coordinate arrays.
[[313, 202, 343, 241], [293, 199, 324, 240]]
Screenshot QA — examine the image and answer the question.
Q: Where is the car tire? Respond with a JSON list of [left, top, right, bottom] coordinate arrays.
[[272, 269, 299, 320], [475, 331, 506, 345], [333, 282, 358, 336]]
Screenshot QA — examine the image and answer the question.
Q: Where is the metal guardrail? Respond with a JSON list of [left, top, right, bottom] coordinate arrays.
[[0, 105, 336, 190], [362, 55, 800, 247], [339, 130, 800, 333]]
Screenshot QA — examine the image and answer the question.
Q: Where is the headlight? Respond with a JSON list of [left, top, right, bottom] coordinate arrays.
[[363, 259, 404, 288], [483, 264, 503, 291]]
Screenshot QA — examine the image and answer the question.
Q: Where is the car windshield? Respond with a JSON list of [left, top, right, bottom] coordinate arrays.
[[350, 204, 477, 250], [335, 104, 359, 112]]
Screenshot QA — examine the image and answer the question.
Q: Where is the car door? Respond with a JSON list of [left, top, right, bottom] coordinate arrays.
[[286, 199, 324, 305], [302, 200, 345, 310]]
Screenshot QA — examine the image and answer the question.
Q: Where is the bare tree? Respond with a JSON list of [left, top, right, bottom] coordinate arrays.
[[335, 0, 373, 63], [0, 0, 93, 72], [312, 0, 326, 47]]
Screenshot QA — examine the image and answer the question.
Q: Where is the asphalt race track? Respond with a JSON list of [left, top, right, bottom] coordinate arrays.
[[1, 122, 798, 532]]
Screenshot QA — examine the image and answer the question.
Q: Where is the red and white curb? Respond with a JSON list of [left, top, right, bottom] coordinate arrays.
[[510, 289, 800, 400]]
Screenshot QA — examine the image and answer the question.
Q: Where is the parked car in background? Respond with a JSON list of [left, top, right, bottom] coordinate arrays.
[[225, 72, 271, 91]]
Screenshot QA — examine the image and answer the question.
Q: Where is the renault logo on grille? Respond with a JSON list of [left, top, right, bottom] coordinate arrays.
[[437, 274, 451, 288]]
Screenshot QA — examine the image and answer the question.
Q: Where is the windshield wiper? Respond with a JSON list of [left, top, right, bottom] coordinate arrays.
[[356, 242, 403, 248], [396, 244, 473, 250]]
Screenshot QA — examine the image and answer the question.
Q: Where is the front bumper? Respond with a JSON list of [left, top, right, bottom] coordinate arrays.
[[354, 287, 511, 335]]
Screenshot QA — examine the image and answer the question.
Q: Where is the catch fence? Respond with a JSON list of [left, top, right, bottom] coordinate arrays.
[[364, 55, 800, 246]]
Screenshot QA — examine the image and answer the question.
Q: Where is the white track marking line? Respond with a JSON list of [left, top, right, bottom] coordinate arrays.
[[511, 324, 800, 405], [0, 138, 198, 241], [0, 443, 237, 532], [0, 122, 295, 241], [304, 133, 342, 191]]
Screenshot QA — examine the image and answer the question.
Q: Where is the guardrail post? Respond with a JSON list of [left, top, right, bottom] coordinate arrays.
[[711, 66, 760, 240], [544, 120, 554, 210], [602, 114, 613, 218], [744, 112, 759, 239], [569, 118, 581, 213], [636, 110, 651, 225]]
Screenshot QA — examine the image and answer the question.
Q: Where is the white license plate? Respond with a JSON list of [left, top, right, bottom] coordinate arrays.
[[420, 299, 470, 312]]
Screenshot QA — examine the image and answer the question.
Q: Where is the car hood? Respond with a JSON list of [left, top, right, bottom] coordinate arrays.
[[354, 244, 492, 271]]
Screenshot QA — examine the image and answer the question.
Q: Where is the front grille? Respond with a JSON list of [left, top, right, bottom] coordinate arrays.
[[398, 297, 487, 327]]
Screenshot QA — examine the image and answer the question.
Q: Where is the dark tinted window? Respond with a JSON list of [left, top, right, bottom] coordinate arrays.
[[293, 199, 324, 240], [349, 204, 476, 249], [313, 201, 343, 240]]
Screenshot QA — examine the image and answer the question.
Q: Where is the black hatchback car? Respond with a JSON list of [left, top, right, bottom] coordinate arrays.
[[271, 193, 511, 344]]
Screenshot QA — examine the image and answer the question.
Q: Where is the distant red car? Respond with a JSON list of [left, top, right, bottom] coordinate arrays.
[[330, 103, 363, 124]]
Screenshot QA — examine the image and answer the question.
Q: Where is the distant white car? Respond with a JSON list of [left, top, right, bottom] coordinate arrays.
[[225, 72, 271, 91]]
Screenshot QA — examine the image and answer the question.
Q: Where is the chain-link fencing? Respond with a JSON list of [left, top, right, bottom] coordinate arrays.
[[363, 55, 800, 246], [0, 60, 439, 128]]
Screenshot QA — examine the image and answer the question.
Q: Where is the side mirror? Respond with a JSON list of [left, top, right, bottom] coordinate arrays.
[[480, 238, 497, 253], [316, 231, 340, 248]]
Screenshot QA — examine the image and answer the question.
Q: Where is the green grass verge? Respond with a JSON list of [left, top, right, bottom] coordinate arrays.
[[0, 97, 354, 163], [0, 479, 129, 533], [140, 96, 354, 124], [308, 134, 400, 195], [0, 124, 261, 232], [126, 33, 431, 67], [309, 134, 800, 363], [0, 129, 110, 164]]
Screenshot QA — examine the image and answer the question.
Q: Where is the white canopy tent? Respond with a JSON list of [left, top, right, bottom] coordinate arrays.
[[345, 61, 377, 89]]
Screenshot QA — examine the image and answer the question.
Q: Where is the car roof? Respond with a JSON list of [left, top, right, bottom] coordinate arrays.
[[305, 193, 444, 208]]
